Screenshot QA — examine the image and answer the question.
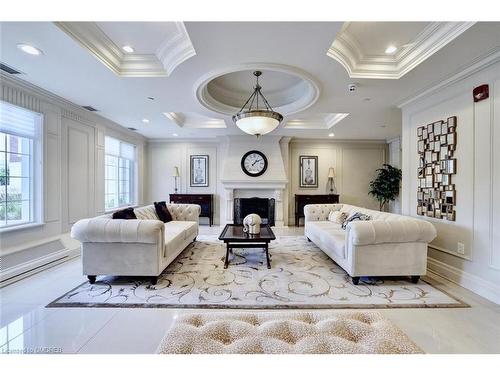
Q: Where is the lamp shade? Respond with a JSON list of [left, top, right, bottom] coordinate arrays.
[[328, 167, 335, 178], [172, 166, 180, 177]]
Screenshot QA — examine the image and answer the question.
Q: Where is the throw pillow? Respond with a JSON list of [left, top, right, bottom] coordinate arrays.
[[154, 201, 173, 223], [134, 205, 160, 220], [341, 212, 371, 230], [112, 207, 137, 220], [328, 210, 347, 224]]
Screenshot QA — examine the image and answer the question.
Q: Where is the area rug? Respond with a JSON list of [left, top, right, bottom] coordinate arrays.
[[156, 311, 424, 354], [48, 235, 466, 309]]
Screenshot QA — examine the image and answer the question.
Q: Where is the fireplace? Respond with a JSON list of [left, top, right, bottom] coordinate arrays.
[[233, 197, 275, 226]]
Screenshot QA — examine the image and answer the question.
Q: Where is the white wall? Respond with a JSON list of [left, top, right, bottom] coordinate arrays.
[[0, 75, 147, 259], [401, 58, 500, 304], [288, 140, 388, 224], [388, 137, 402, 213], [147, 140, 220, 225]]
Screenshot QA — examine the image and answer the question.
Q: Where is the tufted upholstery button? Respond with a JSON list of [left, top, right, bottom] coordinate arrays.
[[157, 311, 423, 354]]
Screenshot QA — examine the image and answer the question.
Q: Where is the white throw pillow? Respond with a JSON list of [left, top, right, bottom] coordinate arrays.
[[134, 205, 160, 220], [328, 210, 347, 224]]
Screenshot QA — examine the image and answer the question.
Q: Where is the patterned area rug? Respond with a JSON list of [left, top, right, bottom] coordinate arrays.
[[156, 311, 424, 354], [48, 235, 466, 309]]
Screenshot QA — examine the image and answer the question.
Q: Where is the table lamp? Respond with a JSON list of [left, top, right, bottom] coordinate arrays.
[[173, 166, 180, 193], [328, 167, 336, 194]]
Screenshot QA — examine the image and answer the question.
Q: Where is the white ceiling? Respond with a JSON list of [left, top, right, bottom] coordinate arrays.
[[1, 21, 500, 140]]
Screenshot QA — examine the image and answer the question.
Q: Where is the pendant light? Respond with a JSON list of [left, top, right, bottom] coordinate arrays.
[[232, 71, 283, 137]]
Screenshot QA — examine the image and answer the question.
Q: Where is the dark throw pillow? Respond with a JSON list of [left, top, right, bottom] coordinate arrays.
[[112, 207, 137, 220], [341, 212, 371, 230], [154, 201, 173, 223]]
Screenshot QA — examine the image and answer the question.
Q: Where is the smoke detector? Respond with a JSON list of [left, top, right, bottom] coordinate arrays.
[[348, 83, 358, 92]]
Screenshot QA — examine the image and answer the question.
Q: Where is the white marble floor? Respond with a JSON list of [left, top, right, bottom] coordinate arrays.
[[1, 226, 499, 354]]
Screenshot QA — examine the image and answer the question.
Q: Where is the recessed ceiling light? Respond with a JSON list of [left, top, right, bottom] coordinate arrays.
[[172, 133, 178, 137], [122, 45, 134, 53], [142, 118, 149, 123], [328, 133, 335, 137], [385, 45, 397, 54], [17, 43, 43, 56]]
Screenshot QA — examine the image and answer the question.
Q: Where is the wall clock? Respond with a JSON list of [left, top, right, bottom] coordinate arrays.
[[241, 150, 268, 177]]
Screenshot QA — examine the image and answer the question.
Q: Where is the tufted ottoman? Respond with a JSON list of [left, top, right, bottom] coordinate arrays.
[[156, 311, 423, 354]]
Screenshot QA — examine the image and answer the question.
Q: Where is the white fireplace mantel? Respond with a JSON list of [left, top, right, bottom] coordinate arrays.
[[220, 179, 287, 190]]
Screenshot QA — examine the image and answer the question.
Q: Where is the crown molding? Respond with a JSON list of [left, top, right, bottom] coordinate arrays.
[[284, 113, 349, 129], [55, 22, 195, 77], [0, 72, 146, 142], [163, 112, 226, 129], [397, 46, 500, 108], [327, 22, 476, 80], [194, 63, 320, 116]]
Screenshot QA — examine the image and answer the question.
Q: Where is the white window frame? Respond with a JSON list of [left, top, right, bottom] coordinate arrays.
[[104, 136, 137, 211], [0, 101, 43, 232]]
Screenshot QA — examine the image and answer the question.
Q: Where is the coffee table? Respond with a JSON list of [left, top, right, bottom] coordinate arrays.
[[218, 224, 276, 269]]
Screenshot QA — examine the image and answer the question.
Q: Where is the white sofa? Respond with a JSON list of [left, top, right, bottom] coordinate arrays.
[[304, 204, 437, 284], [71, 204, 200, 284]]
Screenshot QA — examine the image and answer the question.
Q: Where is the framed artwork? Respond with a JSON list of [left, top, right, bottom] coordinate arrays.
[[416, 116, 457, 221], [299, 155, 318, 188], [190, 155, 209, 187]]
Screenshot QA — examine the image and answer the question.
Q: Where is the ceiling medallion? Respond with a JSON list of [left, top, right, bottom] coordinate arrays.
[[232, 71, 283, 137]]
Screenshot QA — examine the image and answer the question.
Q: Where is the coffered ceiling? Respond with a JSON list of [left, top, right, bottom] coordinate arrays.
[[1, 21, 499, 140], [327, 22, 476, 79]]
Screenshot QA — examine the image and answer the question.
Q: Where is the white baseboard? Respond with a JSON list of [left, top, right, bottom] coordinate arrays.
[[427, 257, 500, 305], [0, 245, 81, 288]]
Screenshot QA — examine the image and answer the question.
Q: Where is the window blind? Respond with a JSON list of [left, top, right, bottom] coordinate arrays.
[[0, 101, 41, 138]]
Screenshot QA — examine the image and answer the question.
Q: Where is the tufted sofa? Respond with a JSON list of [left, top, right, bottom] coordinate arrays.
[[304, 204, 437, 284], [71, 203, 200, 284]]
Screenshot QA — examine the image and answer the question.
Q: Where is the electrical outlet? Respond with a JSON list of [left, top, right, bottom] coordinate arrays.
[[457, 242, 465, 255]]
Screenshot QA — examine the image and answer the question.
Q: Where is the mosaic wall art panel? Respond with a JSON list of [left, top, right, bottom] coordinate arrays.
[[416, 116, 457, 221]]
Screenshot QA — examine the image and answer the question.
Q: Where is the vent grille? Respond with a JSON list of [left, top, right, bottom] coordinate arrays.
[[82, 105, 98, 112], [0, 62, 22, 75], [127, 127, 137, 131]]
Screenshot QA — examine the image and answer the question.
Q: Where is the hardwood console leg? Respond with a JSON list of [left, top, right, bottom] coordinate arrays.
[[307, 237, 311, 242], [410, 275, 420, 284], [87, 275, 96, 284], [150, 276, 158, 285], [351, 277, 360, 285]]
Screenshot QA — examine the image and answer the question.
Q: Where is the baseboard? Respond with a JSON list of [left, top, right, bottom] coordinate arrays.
[[427, 257, 500, 305], [0, 241, 81, 288]]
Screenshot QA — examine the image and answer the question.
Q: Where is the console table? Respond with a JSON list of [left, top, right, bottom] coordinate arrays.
[[169, 194, 213, 226], [294, 194, 339, 226]]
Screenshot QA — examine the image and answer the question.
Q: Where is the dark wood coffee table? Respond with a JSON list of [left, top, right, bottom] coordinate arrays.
[[218, 224, 276, 269]]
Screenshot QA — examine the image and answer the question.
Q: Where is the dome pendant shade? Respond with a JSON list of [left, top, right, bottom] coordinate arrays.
[[232, 71, 284, 136]]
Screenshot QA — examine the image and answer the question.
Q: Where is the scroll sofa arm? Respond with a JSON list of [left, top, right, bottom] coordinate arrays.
[[167, 204, 201, 222], [304, 204, 342, 222], [71, 218, 164, 244], [346, 219, 437, 246]]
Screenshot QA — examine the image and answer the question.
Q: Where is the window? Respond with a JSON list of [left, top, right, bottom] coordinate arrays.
[[0, 101, 42, 229], [105, 136, 136, 210]]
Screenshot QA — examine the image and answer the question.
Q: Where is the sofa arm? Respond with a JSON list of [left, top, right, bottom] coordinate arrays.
[[304, 204, 342, 222], [167, 204, 201, 222], [346, 219, 437, 246], [71, 218, 164, 244]]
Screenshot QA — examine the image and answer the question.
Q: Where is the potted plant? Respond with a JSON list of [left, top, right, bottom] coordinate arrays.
[[369, 164, 402, 211]]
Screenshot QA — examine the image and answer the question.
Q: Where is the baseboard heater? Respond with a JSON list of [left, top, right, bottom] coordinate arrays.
[[0, 238, 80, 287]]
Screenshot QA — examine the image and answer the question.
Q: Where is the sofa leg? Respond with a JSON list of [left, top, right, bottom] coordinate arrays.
[[87, 275, 96, 284], [307, 237, 311, 242], [150, 276, 158, 285], [410, 275, 420, 284], [352, 277, 360, 285]]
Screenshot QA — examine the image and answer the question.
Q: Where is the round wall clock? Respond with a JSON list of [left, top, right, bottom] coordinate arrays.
[[241, 150, 268, 177]]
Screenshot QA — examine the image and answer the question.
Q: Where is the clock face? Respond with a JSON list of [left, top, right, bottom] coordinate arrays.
[[241, 150, 268, 177]]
